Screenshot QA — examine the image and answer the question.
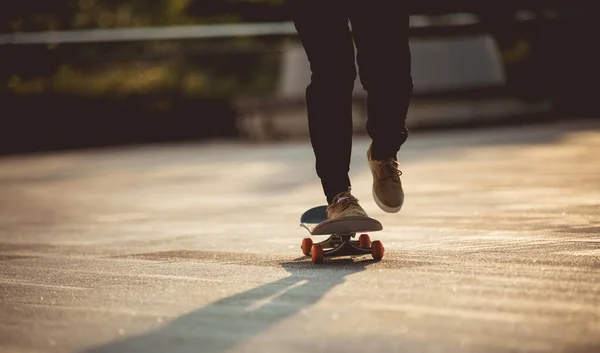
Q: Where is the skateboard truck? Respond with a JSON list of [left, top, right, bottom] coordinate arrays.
[[301, 233, 384, 264]]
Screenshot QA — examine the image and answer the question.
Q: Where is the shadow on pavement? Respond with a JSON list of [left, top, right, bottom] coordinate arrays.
[[82, 258, 381, 353]]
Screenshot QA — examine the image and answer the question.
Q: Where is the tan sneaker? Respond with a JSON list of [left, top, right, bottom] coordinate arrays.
[[326, 188, 368, 220], [367, 144, 404, 213]]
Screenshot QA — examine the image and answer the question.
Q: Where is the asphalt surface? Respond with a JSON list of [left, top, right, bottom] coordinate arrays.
[[1, 118, 599, 353]]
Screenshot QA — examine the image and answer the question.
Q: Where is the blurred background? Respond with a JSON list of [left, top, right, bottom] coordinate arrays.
[[1, 0, 598, 155]]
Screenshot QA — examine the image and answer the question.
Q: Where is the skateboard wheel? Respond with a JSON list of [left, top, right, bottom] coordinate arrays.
[[371, 240, 384, 261], [311, 244, 324, 264], [358, 234, 371, 248], [301, 238, 313, 257]]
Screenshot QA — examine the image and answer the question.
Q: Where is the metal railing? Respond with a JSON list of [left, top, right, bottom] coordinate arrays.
[[0, 22, 299, 45], [1, 8, 587, 46], [0, 14, 482, 45]]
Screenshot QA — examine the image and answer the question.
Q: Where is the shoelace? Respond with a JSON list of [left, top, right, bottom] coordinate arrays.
[[381, 159, 403, 182], [330, 193, 360, 211]]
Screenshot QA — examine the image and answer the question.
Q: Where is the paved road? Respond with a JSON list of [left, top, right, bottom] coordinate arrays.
[[1, 119, 599, 353]]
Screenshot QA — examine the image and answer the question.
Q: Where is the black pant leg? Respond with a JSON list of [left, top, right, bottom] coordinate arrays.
[[291, 0, 357, 203], [349, 0, 413, 160]]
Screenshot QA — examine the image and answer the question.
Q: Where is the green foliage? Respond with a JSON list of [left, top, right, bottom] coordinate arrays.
[[3, 0, 192, 31], [2, 1, 291, 100], [2, 0, 290, 32]]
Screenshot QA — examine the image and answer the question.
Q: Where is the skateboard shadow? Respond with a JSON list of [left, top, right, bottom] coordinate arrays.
[[81, 258, 378, 353]]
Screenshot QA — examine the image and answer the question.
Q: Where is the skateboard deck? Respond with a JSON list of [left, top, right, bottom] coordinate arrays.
[[300, 205, 383, 235], [299, 205, 385, 264]]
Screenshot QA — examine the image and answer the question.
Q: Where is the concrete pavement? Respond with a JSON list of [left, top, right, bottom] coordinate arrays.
[[1, 118, 599, 353]]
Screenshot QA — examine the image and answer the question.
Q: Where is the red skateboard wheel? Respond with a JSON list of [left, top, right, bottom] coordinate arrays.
[[301, 238, 313, 256], [311, 244, 324, 264], [358, 234, 371, 248], [371, 240, 384, 260]]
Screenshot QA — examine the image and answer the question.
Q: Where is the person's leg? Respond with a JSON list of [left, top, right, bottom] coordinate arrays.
[[349, 0, 413, 159], [349, 0, 413, 212], [291, 0, 356, 205]]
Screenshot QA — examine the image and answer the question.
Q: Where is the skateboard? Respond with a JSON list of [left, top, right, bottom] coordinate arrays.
[[299, 205, 385, 264]]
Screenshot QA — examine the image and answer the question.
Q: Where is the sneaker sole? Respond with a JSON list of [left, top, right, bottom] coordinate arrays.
[[372, 185, 403, 213]]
